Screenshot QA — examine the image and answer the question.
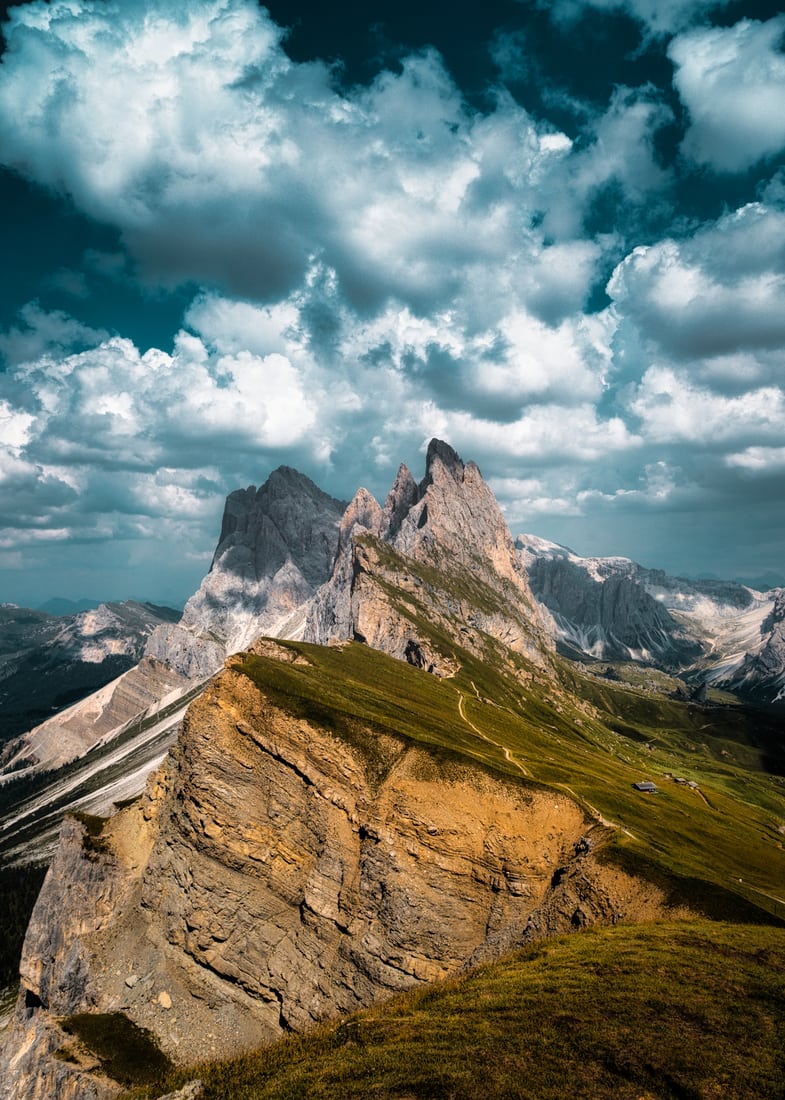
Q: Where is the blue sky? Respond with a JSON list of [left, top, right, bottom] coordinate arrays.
[[0, 0, 784, 608]]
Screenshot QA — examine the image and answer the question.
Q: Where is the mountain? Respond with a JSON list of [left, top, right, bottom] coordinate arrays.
[[0, 470, 345, 790], [147, 466, 346, 672], [517, 534, 785, 704], [37, 598, 103, 616], [306, 439, 551, 672], [2, 440, 784, 1099], [0, 601, 181, 743]]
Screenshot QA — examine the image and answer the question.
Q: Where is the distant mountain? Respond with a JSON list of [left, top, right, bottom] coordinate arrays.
[[0, 601, 181, 743], [517, 534, 785, 704], [36, 598, 102, 616]]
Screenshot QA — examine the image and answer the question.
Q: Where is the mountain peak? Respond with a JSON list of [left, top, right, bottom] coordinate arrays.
[[381, 464, 419, 540], [423, 438, 465, 487]]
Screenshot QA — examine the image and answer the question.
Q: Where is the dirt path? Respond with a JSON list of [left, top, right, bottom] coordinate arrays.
[[551, 781, 631, 837], [457, 692, 530, 777], [459, 686, 634, 837]]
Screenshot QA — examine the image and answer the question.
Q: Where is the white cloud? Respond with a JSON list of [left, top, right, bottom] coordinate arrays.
[[0, 0, 644, 326], [670, 16, 785, 173], [570, 86, 672, 200], [16, 330, 317, 466], [0, 302, 109, 368], [629, 366, 785, 446], [607, 203, 785, 360], [726, 446, 785, 472], [543, 0, 733, 36], [430, 404, 640, 463]]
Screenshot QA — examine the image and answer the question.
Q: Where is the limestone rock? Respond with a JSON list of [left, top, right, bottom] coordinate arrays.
[[0, 656, 193, 777], [172, 467, 346, 661], [380, 464, 419, 540], [0, 468, 344, 789]]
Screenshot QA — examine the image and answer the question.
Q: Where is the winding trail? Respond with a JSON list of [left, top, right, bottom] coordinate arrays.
[[456, 692, 530, 777], [457, 686, 635, 837]]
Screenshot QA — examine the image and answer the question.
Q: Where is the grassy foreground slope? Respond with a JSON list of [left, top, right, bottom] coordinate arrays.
[[125, 920, 785, 1100]]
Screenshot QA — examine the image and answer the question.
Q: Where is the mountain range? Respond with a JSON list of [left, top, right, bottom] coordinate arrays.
[[0, 601, 180, 743], [518, 534, 785, 703], [0, 440, 783, 1100]]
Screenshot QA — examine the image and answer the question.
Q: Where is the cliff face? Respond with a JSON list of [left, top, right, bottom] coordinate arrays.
[[168, 466, 346, 657], [0, 644, 693, 1098]]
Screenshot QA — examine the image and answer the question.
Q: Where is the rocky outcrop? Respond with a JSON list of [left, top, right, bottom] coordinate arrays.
[[0, 646, 695, 1098], [306, 441, 551, 672], [517, 537, 702, 666], [163, 466, 346, 662]]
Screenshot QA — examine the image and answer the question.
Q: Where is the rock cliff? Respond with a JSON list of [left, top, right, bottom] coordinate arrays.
[[0, 643, 694, 1099], [165, 466, 346, 661]]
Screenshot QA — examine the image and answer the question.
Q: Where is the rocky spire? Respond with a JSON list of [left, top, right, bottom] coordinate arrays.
[[380, 464, 419, 540], [421, 438, 465, 486], [391, 439, 527, 593]]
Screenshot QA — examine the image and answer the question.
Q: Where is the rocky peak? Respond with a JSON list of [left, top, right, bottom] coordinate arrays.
[[337, 487, 383, 550], [380, 464, 419, 540], [210, 466, 345, 587], [305, 439, 550, 670], [421, 437, 466, 487], [150, 467, 346, 670], [392, 440, 527, 595]]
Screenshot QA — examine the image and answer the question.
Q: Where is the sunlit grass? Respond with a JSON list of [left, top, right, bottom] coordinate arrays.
[[123, 921, 785, 1100]]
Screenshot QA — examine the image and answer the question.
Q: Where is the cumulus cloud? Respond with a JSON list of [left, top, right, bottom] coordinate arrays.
[[608, 203, 785, 360], [629, 366, 785, 447], [670, 16, 785, 173], [0, 302, 109, 368], [0, 0, 675, 326], [0, 0, 783, 594]]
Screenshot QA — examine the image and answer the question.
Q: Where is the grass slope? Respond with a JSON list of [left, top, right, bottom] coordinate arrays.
[[124, 921, 785, 1100]]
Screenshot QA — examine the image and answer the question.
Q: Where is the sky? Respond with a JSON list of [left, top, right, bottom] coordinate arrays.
[[0, 0, 784, 609]]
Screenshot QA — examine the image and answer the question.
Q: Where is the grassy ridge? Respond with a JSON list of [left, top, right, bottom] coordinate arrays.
[[238, 639, 785, 921], [124, 920, 785, 1100]]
